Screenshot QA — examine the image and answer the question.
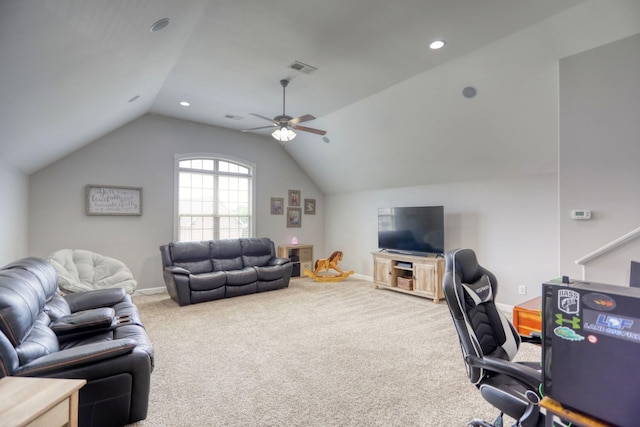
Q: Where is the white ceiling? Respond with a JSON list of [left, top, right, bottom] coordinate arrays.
[[2, 0, 638, 193]]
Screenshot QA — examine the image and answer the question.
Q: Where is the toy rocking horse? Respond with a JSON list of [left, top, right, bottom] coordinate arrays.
[[304, 250, 354, 282]]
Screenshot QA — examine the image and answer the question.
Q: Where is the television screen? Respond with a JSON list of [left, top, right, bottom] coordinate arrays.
[[378, 206, 444, 255]]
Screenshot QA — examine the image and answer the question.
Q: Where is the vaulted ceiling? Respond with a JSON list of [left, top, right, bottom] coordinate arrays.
[[2, 0, 638, 194]]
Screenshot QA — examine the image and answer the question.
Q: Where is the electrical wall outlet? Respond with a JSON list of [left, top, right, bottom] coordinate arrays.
[[518, 285, 527, 295]]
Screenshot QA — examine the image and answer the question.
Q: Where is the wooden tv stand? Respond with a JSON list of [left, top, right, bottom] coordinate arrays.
[[372, 252, 445, 303]]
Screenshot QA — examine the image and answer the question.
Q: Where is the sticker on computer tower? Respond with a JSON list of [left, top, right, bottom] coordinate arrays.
[[583, 309, 640, 344], [558, 289, 580, 314], [582, 292, 616, 311], [555, 313, 581, 329], [553, 326, 585, 341]]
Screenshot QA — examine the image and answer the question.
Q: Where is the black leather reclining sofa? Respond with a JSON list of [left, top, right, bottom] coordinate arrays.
[[159, 237, 293, 306], [0, 257, 153, 427]]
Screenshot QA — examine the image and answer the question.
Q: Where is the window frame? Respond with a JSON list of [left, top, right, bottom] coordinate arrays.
[[173, 153, 256, 241]]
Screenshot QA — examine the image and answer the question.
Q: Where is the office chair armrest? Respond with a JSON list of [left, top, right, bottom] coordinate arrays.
[[465, 354, 541, 391]]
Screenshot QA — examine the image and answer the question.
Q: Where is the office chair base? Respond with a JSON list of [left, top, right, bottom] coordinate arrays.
[[467, 421, 495, 427], [467, 413, 504, 427]]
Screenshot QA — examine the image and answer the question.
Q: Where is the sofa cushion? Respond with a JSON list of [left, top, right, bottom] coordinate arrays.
[[0, 266, 48, 346], [44, 293, 72, 321], [211, 239, 243, 271], [169, 241, 213, 274], [240, 238, 274, 267], [254, 265, 286, 281], [15, 312, 59, 366], [226, 267, 257, 285], [189, 272, 226, 291]]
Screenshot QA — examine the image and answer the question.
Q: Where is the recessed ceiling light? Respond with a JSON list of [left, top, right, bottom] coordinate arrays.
[[150, 18, 170, 32], [429, 40, 446, 50], [179, 101, 190, 107]]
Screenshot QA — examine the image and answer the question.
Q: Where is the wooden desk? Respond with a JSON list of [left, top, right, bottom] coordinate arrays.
[[541, 396, 610, 427], [513, 296, 542, 336], [0, 376, 86, 427]]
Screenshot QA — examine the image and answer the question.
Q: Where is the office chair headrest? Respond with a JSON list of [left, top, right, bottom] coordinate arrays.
[[445, 248, 483, 283]]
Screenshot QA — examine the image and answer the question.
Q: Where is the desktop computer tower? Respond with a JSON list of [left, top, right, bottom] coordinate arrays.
[[542, 279, 640, 426]]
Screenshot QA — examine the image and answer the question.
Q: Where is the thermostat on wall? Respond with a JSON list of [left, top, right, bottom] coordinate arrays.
[[571, 210, 591, 220]]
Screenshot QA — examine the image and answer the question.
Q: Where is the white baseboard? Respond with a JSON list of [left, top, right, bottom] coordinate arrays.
[[496, 302, 514, 318], [133, 286, 166, 296]]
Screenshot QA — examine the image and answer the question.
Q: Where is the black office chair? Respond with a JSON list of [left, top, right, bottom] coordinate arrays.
[[442, 248, 550, 427]]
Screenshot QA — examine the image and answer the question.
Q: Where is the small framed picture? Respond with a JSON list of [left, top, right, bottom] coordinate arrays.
[[288, 189, 301, 206], [271, 197, 284, 215], [304, 199, 316, 215], [287, 207, 302, 228]]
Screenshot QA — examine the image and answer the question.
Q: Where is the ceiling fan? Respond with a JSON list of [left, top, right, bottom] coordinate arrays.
[[242, 79, 327, 142]]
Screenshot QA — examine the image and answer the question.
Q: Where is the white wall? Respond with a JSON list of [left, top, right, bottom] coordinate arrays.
[[559, 33, 640, 285], [28, 114, 324, 290], [0, 156, 29, 265], [326, 173, 558, 306]]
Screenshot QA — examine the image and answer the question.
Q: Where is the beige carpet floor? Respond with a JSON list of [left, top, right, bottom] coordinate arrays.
[[130, 278, 540, 426]]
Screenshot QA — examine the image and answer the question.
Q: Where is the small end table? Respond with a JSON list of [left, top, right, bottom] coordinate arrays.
[[513, 296, 542, 337], [0, 376, 86, 427]]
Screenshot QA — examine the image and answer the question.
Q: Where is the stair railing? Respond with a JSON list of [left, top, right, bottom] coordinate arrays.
[[574, 226, 640, 280]]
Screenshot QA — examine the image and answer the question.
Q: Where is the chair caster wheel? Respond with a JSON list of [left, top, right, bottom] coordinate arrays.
[[467, 420, 494, 427]]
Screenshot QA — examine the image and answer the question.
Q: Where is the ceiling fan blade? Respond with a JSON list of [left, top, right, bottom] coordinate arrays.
[[250, 113, 278, 125], [242, 125, 276, 132], [288, 114, 316, 125], [293, 124, 327, 136]]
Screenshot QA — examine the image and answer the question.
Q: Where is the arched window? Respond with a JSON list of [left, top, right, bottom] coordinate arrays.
[[175, 155, 254, 241]]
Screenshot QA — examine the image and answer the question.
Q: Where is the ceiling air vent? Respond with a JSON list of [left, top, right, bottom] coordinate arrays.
[[224, 114, 244, 120], [288, 61, 318, 75]]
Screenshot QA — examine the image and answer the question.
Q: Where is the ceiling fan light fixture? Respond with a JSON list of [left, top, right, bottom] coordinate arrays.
[[272, 126, 296, 142]]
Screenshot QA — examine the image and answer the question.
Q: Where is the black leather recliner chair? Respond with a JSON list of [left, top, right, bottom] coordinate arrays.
[[0, 257, 153, 427], [442, 248, 555, 427]]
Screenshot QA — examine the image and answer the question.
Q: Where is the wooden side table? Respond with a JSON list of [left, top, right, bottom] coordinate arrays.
[[513, 296, 542, 337], [278, 244, 313, 278], [0, 376, 86, 427]]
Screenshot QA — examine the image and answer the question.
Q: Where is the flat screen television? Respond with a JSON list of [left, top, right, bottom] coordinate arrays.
[[378, 206, 444, 256]]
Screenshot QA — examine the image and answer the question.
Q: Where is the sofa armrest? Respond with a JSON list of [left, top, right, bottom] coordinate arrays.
[[162, 270, 192, 306], [15, 339, 137, 377], [64, 288, 127, 312], [267, 257, 291, 267], [164, 266, 190, 275], [50, 307, 115, 336]]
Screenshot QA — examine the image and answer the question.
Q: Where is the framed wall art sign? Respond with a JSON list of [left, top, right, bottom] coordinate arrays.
[[86, 185, 142, 216]]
